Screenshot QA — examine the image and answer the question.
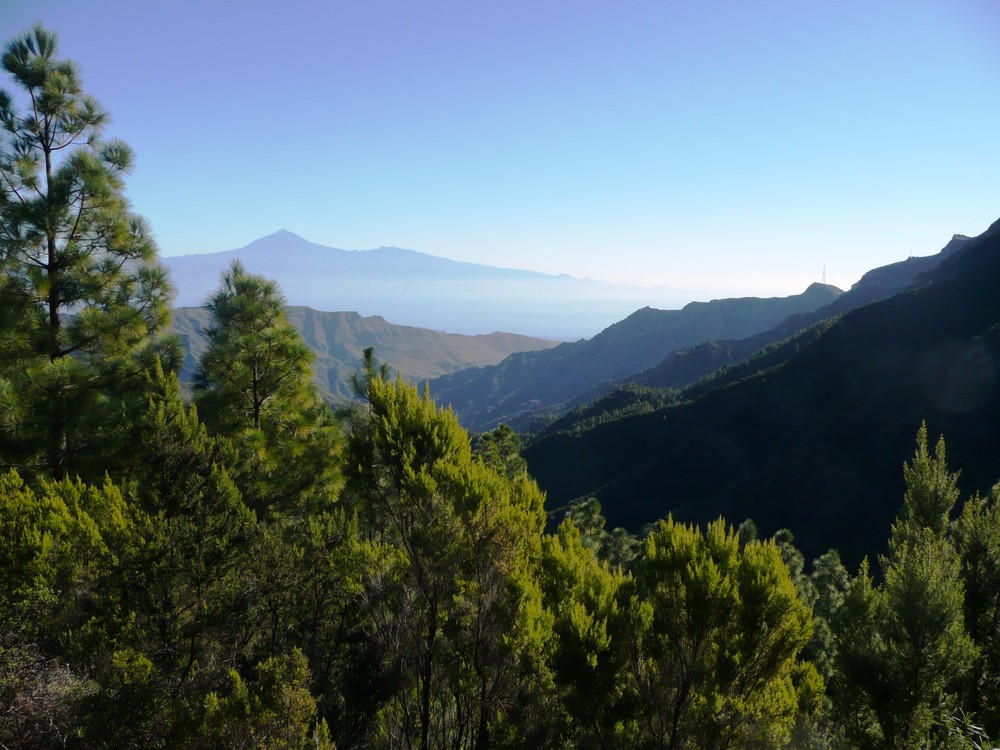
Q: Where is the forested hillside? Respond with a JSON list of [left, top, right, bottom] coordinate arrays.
[[171, 305, 557, 401], [4, 25, 1000, 750], [429, 282, 842, 431], [525, 218, 1000, 565]]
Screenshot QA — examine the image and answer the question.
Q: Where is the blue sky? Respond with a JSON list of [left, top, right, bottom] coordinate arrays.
[[3, 0, 998, 300]]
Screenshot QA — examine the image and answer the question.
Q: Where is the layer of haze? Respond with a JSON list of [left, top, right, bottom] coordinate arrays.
[[3, 0, 999, 300]]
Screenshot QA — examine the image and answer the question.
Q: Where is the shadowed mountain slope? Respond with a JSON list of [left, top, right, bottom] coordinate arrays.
[[541, 232, 971, 432], [631, 233, 970, 391], [523, 219, 1000, 566], [428, 283, 843, 432], [170, 306, 557, 401]]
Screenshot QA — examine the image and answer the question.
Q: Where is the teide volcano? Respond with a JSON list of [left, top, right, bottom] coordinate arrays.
[[161, 231, 691, 340], [523, 218, 1000, 566]]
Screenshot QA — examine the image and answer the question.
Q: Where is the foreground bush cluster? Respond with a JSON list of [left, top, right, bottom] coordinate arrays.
[[0, 344, 819, 748]]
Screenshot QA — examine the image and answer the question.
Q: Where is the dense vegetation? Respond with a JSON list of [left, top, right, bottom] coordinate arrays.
[[3, 25, 1000, 750]]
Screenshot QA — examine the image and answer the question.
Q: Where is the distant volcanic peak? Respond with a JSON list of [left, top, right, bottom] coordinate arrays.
[[249, 229, 309, 244], [243, 229, 324, 252]]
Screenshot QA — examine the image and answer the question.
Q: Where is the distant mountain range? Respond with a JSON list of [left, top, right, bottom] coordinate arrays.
[[626, 233, 971, 391], [426, 283, 844, 432], [170, 307, 557, 401], [161, 231, 691, 340], [428, 231, 968, 434], [522, 219, 1000, 566], [165, 219, 999, 569]]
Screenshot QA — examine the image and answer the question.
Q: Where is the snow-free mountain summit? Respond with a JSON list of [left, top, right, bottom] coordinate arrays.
[[162, 231, 690, 340]]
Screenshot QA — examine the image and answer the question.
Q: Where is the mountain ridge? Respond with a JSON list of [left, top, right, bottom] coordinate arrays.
[[427, 283, 843, 432], [522, 218, 1000, 566], [623, 231, 971, 392], [170, 305, 558, 402], [527, 229, 972, 435]]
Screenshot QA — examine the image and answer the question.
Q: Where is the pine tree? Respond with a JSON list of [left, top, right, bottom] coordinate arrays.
[[0, 24, 174, 478], [88, 364, 258, 741], [345, 358, 551, 750], [954, 482, 1000, 735], [539, 518, 631, 747], [473, 423, 528, 480], [202, 649, 331, 749], [896, 421, 961, 543], [195, 261, 342, 515], [628, 516, 817, 749], [197, 261, 311, 433], [834, 425, 976, 749]]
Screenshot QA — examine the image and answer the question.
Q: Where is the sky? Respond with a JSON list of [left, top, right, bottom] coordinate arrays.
[[2, 0, 999, 301]]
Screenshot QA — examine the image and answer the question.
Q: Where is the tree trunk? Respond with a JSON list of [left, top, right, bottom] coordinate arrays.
[[44, 130, 67, 478], [420, 591, 438, 750], [475, 682, 490, 750]]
